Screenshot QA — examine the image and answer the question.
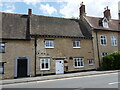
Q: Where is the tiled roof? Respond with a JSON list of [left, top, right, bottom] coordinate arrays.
[[30, 15, 85, 38], [1, 12, 28, 39], [84, 16, 120, 31]]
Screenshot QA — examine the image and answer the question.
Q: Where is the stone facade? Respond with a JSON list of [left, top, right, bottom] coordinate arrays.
[[35, 37, 95, 75], [0, 40, 35, 79], [92, 31, 119, 66], [0, 4, 120, 79]]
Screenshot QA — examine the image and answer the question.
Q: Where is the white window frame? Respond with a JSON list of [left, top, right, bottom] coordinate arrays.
[[101, 52, 108, 57], [88, 59, 94, 65], [0, 43, 5, 53], [74, 58, 84, 68], [40, 58, 50, 70], [73, 40, 80, 48], [111, 36, 117, 46], [45, 40, 54, 48], [100, 35, 107, 46], [102, 18, 109, 28]]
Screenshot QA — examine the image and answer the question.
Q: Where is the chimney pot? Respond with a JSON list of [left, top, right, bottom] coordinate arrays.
[[28, 9, 32, 16], [79, 2, 86, 17], [103, 6, 111, 20]]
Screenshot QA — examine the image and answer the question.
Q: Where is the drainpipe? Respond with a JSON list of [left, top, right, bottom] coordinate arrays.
[[95, 31, 101, 67], [34, 36, 37, 76]]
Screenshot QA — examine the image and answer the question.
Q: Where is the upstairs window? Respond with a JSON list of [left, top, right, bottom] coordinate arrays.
[[73, 40, 80, 48], [111, 36, 117, 46], [0, 43, 5, 53], [45, 40, 54, 48], [0, 62, 4, 74], [102, 18, 109, 28], [100, 35, 107, 46]]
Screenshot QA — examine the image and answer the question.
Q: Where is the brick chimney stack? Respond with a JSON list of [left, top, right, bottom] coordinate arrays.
[[79, 2, 86, 17], [103, 6, 111, 20], [28, 9, 32, 16]]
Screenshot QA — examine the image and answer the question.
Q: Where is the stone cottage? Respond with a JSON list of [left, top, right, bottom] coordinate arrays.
[[0, 3, 119, 79]]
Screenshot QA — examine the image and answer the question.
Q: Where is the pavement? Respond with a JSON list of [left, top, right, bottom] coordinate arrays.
[[0, 70, 119, 85]]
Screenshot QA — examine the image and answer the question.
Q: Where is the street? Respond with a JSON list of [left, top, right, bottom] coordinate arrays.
[[2, 73, 119, 88]]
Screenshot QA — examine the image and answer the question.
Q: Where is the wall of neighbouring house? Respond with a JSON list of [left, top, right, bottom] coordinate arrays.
[[119, 32, 120, 51], [35, 37, 96, 76], [92, 31, 119, 66], [0, 40, 35, 79]]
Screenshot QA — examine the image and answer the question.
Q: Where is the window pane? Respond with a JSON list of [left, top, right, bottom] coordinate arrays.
[[101, 36, 107, 45], [45, 40, 54, 48], [46, 63, 48, 68], [75, 59, 77, 66], [40, 58, 50, 70], [77, 41, 80, 47], [42, 60, 44, 63], [104, 39, 106, 45], [89, 60, 93, 65], [78, 61, 80, 66], [74, 58, 84, 67], [42, 63, 44, 69], [45, 41, 49, 47], [111, 36, 117, 46], [73, 41, 76, 47], [0, 67, 3, 74], [50, 41, 53, 47], [73, 41, 80, 47], [101, 39, 103, 44], [0, 43, 5, 53], [81, 61, 83, 66]]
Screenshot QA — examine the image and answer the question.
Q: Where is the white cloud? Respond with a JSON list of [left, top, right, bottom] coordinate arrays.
[[2, 3, 15, 13], [59, 0, 119, 19], [0, 0, 119, 19], [40, 4, 57, 15]]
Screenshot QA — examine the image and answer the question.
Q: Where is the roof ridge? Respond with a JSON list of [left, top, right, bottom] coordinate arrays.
[[0, 12, 26, 16], [31, 14, 77, 21], [85, 15, 119, 21]]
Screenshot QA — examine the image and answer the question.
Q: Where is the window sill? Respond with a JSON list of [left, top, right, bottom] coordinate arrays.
[[0, 52, 5, 53], [112, 45, 118, 47], [40, 69, 50, 71], [45, 47, 54, 49], [74, 66, 84, 68], [73, 47, 81, 49], [101, 45, 107, 46], [89, 64, 94, 66]]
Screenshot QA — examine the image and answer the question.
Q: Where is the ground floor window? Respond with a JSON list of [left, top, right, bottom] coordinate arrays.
[[74, 57, 84, 68], [88, 59, 94, 65], [40, 58, 50, 70], [0, 62, 4, 74], [101, 52, 108, 57], [0, 43, 5, 53]]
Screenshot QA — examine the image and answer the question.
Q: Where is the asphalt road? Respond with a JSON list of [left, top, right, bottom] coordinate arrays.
[[2, 73, 119, 88]]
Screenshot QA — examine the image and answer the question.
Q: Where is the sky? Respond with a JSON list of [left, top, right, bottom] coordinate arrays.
[[0, 0, 120, 19]]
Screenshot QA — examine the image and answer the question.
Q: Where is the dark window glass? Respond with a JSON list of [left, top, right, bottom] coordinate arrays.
[[0, 43, 5, 53]]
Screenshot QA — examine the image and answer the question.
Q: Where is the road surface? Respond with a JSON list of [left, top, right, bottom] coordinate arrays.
[[2, 73, 119, 89]]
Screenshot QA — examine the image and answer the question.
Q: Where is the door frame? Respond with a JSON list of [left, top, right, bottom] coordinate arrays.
[[14, 57, 30, 78], [55, 60, 64, 74]]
